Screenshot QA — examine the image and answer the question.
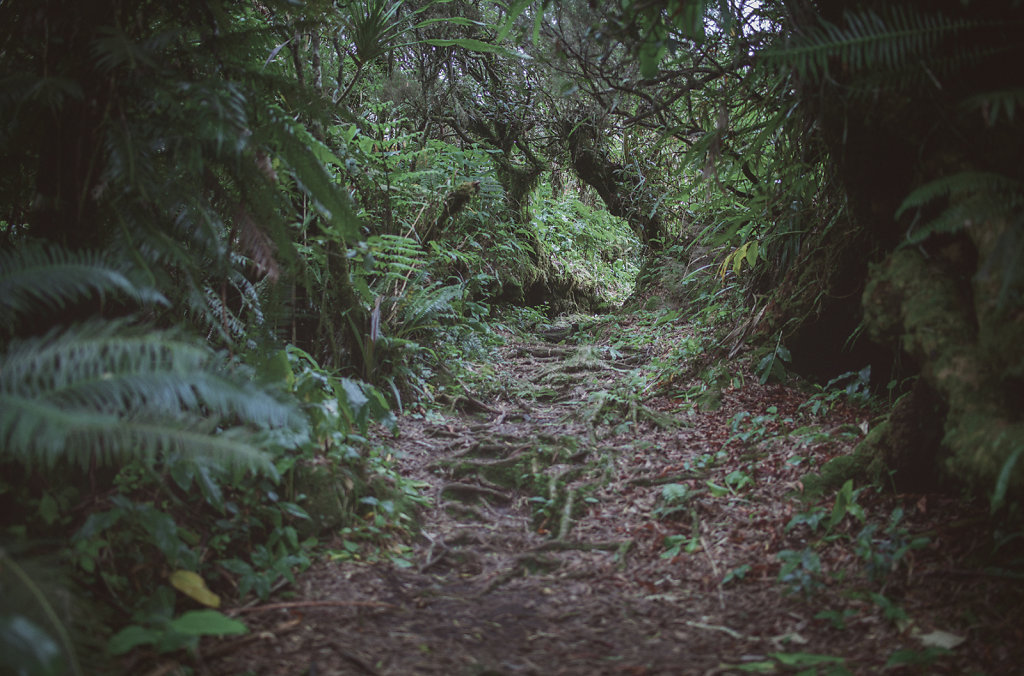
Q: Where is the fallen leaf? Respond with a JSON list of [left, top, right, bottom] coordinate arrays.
[[917, 629, 966, 650], [170, 569, 220, 608]]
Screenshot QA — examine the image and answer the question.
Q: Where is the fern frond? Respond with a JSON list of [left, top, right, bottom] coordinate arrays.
[[769, 6, 990, 81], [366, 234, 426, 283], [393, 282, 463, 338], [1, 395, 276, 474], [962, 88, 1024, 126], [897, 171, 1024, 244], [897, 171, 1023, 218], [0, 321, 306, 474], [0, 243, 167, 331]]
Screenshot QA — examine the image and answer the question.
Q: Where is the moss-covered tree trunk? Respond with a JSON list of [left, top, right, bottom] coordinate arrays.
[[561, 117, 663, 250], [780, 0, 1024, 503]]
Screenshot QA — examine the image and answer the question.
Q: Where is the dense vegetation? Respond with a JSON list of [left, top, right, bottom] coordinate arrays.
[[1, 0, 1021, 673]]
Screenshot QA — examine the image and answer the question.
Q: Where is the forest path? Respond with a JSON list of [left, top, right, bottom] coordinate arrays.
[[215, 317, 1020, 675]]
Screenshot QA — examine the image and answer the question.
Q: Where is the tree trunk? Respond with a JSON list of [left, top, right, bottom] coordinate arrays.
[[562, 118, 663, 250]]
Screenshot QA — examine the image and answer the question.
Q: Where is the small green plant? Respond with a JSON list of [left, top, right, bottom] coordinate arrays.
[[662, 511, 702, 558], [108, 605, 248, 658], [653, 483, 691, 520], [800, 367, 872, 417], [868, 591, 909, 624], [722, 564, 751, 585], [756, 333, 792, 384], [662, 532, 702, 558], [854, 507, 930, 587], [777, 547, 824, 596], [815, 607, 858, 630], [725, 406, 793, 448], [786, 479, 866, 539], [707, 469, 754, 497], [884, 647, 952, 669]]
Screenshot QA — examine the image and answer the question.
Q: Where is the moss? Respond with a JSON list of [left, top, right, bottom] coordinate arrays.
[[860, 230, 1024, 506]]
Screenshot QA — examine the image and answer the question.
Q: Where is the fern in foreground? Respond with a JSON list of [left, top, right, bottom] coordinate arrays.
[[0, 320, 307, 474], [0, 242, 167, 335]]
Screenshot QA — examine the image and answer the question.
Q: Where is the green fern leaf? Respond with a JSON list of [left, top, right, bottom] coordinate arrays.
[[261, 105, 361, 242], [896, 171, 1023, 218], [0, 243, 167, 331], [897, 171, 1024, 244], [0, 321, 306, 474], [393, 282, 463, 338], [962, 88, 1024, 125], [769, 6, 991, 82]]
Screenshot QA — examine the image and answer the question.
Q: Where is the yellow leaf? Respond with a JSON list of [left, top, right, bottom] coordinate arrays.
[[169, 570, 221, 608], [746, 241, 759, 268]]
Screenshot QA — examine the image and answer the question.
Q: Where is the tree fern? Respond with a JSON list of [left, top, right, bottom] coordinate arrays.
[[0, 320, 306, 474]]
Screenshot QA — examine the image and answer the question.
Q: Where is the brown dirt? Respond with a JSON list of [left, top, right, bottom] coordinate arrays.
[[211, 318, 1024, 676]]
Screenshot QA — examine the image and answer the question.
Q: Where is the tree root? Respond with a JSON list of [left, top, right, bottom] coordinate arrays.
[[439, 482, 513, 505]]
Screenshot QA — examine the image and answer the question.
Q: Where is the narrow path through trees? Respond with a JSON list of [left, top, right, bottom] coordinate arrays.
[[214, 319, 1023, 675]]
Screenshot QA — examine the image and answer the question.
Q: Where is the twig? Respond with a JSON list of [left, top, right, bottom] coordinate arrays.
[[229, 600, 395, 615], [439, 482, 513, 505], [685, 620, 749, 641], [700, 532, 725, 611]]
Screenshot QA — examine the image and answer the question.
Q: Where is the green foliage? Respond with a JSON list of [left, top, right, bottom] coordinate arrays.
[[724, 406, 794, 451], [853, 507, 930, 585], [108, 609, 247, 657], [653, 483, 692, 520], [799, 367, 872, 417], [344, 0, 408, 66], [531, 182, 640, 303], [895, 171, 1024, 261], [0, 343, 420, 667], [725, 652, 851, 674], [781, 481, 929, 602], [0, 548, 83, 676], [776, 547, 824, 597], [347, 232, 487, 403], [756, 334, 792, 385]]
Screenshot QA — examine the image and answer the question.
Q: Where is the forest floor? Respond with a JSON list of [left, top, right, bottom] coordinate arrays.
[[215, 313, 1024, 675]]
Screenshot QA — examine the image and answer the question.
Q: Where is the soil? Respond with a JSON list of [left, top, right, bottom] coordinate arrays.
[[211, 315, 1024, 676]]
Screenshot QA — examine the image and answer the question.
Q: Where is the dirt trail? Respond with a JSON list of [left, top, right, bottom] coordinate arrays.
[[215, 321, 1023, 675]]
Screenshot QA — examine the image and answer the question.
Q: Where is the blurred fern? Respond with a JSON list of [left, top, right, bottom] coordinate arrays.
[[0, 242, 167, 335], [393, 280, 464, 339], [962, 88, 1024, 126], [769, 6, 994, 82], [0, 319, 305, 473], [896, 171, 1024, 244]]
